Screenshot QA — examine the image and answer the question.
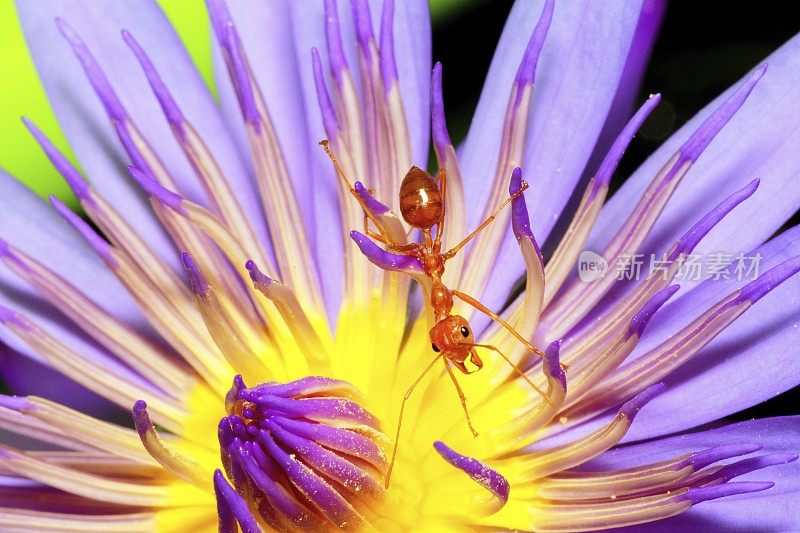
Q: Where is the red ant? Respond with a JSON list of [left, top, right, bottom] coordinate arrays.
[[320, 141, 549, 486]]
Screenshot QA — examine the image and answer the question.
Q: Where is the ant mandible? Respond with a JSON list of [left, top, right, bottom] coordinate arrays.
[[320, 141, 550, 487]]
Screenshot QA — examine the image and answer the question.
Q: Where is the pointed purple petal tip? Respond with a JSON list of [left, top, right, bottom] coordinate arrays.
[[543, 340, 566, 391], [354, 182, 389, 215], [627, 284, 679, 338], [433, 441, 510, 506], [56, 18, 127, 123], [23, 118, 91, 202], [323, 0, 348, 77], [122, 30, 186, 138], [223, 25, 261, 131], [515, 0, 554, 87], [620, 382, 665, 419], [590, 94, 661, 200], [181, 252, 209, 296], [351, 0, 375, 54], [431, 62, 452, 156], [379, 0, 398, 89], [671, 179, 759, 259], [682, 481, 773, 505], [49, 196, 116, 266], [735, 255, 800, 304], [680, 64, 766, 162], [128, 167, 186, 215], [350, 231, 423, 273], [681, 443, 763, 471], [715, 453, 798, 483], [311, 48, 340, 136]]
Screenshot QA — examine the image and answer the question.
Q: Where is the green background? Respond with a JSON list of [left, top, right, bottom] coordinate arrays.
[[0, 0, 480, 208]]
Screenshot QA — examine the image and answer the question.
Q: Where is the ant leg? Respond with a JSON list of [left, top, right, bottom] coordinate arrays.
[[434, 168, 447, 246], [443, 358, 479, 438], [320, 140, 402, 246], [385, 354, 442, 488], [468, 342, 554, 407], [442, 181, 529, 260], [452, 289, 544, 357], [363, 212, 422, 253]]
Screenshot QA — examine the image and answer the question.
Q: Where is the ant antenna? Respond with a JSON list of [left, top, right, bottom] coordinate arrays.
[[385, 354, 441, 488]]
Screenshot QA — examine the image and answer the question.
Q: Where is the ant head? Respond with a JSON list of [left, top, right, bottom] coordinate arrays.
[[399, 166, 443, 230], [429, 315, 474, 354]]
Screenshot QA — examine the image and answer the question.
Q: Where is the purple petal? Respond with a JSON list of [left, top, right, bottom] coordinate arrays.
[[0, 342, 120, 419], [588, 416, 800, 532], [16, 1, 263, 273], [461, 0, 647, 318], [280, 0, 430, 321], [579, 0, 665, 194], [0, 171, 155, 412], [589, 34, 800, 293], [617, 224, 800, 442]]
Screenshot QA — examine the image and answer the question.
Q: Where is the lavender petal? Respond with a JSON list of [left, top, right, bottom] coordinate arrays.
[[462, 0, 647, 320], [590, 35, 800, 296], [16, 1, 257, 273], [589, 417, 800, 532]]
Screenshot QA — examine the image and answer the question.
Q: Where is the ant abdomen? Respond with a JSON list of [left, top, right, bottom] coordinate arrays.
[[399, 166, 443, 229]]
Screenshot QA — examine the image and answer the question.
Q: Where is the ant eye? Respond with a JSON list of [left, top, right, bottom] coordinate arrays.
[[431, 343, 440, 353], [460, 326, 469, 337]]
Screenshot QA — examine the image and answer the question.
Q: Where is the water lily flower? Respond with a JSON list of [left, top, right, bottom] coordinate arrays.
[[1, 0, 799, 531]]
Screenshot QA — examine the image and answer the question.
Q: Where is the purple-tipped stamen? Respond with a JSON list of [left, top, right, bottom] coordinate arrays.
[[682, 481, 774, 505], [433, 441, 510, 508], [681, 65, 767, 161], [350, 230, 424, 273], [509, 168, 544, 259], [735, 255, 800, 304], [49, 196, 117, 267], [679, 443, 763, 471], [619, 382, 665, 419], [589, 94, 662, 200], [312, 48, 341, 137], [431, 62, 452, 157], [131, 399, 153, 438], [23, 118, 92, 203], [244, 259, 273, 289], [513, 0, 554, 106], [670, 179, 760, 260], [181, 252, 209, 296], [379, 0, 398, 90], [128, 166, 186, 215], [56, 18, 128, 123], [323, 0, 349, 80], [122, 30, 186, 139], [354, 181, 390, 215], [543, 340, 567, 392], [626, 284, 680, 339], [351, 0, 375, 57]]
